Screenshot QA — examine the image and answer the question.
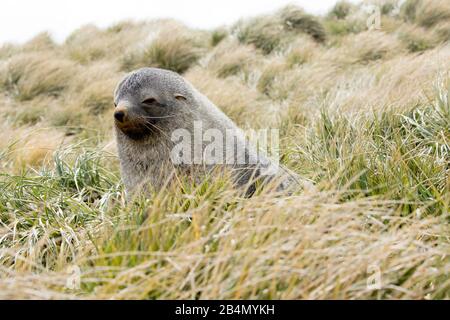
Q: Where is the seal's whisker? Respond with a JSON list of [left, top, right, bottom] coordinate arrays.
[[140, 119, 171, 140], [114, 67, 296, 198], [140, 114, 178, 119]]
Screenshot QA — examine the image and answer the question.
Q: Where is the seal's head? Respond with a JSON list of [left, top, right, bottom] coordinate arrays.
[[113, 68, 193, 140]]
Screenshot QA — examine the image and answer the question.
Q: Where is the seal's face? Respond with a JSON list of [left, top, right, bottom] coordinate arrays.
[[113, 67, 192, 140]]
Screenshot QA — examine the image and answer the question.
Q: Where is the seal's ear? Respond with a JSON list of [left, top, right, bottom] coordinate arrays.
[[174, 94, 187, 101]]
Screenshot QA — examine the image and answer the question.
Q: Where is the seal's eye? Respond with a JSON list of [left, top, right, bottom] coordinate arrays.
[[114, 102, 117, 107], [142, 98, 157, 105], [175, 94, 187, 101]]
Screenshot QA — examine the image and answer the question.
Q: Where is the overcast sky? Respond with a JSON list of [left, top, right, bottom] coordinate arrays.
[[1, 0, 360, 44]]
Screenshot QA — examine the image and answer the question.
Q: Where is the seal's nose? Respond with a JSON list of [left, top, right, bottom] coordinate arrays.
[[114, 105, 128, 123], [114, 110, 125, 122]]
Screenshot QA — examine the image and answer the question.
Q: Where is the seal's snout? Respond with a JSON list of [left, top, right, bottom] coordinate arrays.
[[114, 102, 152, 139], [114, 105, 128, 123], [114, 110, 125, 122]]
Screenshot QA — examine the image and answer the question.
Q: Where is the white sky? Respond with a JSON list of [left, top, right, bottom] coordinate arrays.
[[0, 0, 359, 44]]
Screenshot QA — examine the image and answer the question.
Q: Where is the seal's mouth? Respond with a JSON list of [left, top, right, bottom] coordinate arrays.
[[115, 120, 154, 140], [114, 104, 157, 140]]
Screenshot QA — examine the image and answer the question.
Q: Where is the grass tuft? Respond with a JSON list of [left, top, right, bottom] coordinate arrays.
[[328, 1, 355, 20], [1, 53, 77, 101], [278, 5, 327, 43], [0, 3, 449, 299], [121, 26, 205, 74]]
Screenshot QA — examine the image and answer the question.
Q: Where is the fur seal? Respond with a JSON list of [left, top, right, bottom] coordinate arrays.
[[113, 67, 300, 196]]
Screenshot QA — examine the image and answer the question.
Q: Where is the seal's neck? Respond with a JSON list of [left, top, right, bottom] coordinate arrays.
[[115, 129, 174, 193]]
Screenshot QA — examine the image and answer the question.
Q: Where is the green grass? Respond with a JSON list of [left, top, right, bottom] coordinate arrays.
[[0, 84, 448, 299], [288, 85, 449, 216], [0, 1, 449, 299]]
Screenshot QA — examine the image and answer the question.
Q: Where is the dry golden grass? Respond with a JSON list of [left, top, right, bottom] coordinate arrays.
[[1, 52, 77, 101], [206, 39, 260, 78], [398, 24, 436, 53], [64, 22, 149, 64], [22, 32, 56, 52], [0, 125, 69, 171], [415, 0, 450, 28], [121, 21, 208, 73], [0, 185, 448, 299], [0, 1, 449, 299], [185, 67, 275, 127], [326, 31, 404, 65], [285, 36, 320, 67]]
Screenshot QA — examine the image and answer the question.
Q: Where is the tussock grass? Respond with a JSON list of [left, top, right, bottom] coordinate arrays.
[[328, 1, 355, 20], [64, 23, 148, 64], [331, 31, 403, 64], [0, 3, 449, 299], [210, 28, 228, 47], [235, 5, 326, 55], [121, 24, 206, 74], [323, 18, 366, 36], [0, 127, 69, 171], [78, 78, 120, 114], [398, 25, 435, 53], [235, 15, 285, 55], [434, 21, 450, 43], [401, 0, 450, 28], [186, 68, 271, 126], [414, 0, 450, 29], [0, 43, 19, 60], [278, 5, 327, 43], [23, 32, 55, 52], [257, 59, 290, 100], [1, 53, 77, 101], [206, 40, 259, 78], [285, 37, 319, 68], [6, 97, 55, 126], [287, 85, 449, 216]]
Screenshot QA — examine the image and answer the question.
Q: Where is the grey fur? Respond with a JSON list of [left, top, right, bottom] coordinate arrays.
[[113, 67, 301, 196]]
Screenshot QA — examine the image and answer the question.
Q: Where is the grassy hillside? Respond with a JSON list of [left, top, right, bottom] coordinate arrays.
[[0, 0, 449, 299]]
